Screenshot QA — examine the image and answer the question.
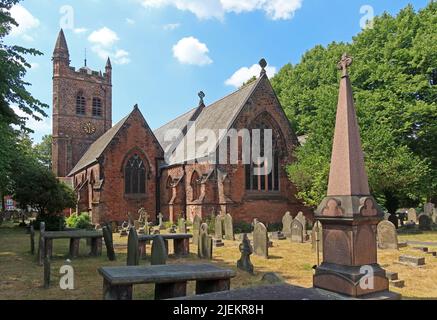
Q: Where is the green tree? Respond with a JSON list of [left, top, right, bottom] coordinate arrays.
[[34, 134, 52, 169], [0, 0, 48, 130], [272, 3, 436, 211]]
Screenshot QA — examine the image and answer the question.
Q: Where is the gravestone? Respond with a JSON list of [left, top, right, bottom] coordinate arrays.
[[282, 212, 293, 237], [407, 208, 418, 223], [178, 218, 187, 234], [253, 222, 268, 259], [224, 213, 234, 241], [433, 208, 437, 224], [237, 234, 254, 274], [134, 220, 140, 230], [215, 214, 224, 240], [383, 212, 390, 221], [295, 212, 306, 231], [290, 220, 304, 243], [377, 220, 398, 250], [311, 221, 323, 252], [169, 225, 177, 234], [120, 221, 128, 237], [157, 212, 165, 230], [388, 214, 399, 229], [102, 225, 116, 261], [192, 215, 202, 245], [270, 231, 286, 240], [138, 208, 148, 226], [198, 223, 213, 259], [127, 227, 139, 266], [151, 235, 167, 265], [418, 214, 432, 231], [424, 203, 435, 216]]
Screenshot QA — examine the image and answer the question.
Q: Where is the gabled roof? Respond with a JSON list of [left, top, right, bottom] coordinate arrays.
[[154, 76, 261, 165], [68, 114, 130, 176]]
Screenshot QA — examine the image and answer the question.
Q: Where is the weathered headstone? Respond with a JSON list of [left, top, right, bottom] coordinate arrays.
[[282, 212, 293, 237], [224, 213, 234, 241], [295, 212, 306, 231], [388, 214, 399, 229], [178, 218, 187, 234], [127, 227, 139, 266], [418, 214, 432, 231], [253, 222, 268, 259], [138, 208, 148, 226], [215, 214, 224, 239], [311, 221, 323, 252], [377, 220, 398, 250], [151, 235, 167, 265], [30, 224, 35, 255], [270, 231, 286, 240], [198, 223, 213, 259], [290, 220, 304, 243], [157, 212, 165, 230], [424, 203, 435, 216], [134, 220, 140, 230], [407, 208, 418, 223], [433, 208, 437, 224], [102, 225, 116, 261], [237, 234, 254, 274], [192, 215, 202, 245]]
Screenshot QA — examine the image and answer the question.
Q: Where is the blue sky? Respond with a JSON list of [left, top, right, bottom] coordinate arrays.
[[6, 0, 430, 143]]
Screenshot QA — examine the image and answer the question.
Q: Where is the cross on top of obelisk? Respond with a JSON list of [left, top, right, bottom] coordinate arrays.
[[198, 91, 205, 103], [337, 53, 352, 77]]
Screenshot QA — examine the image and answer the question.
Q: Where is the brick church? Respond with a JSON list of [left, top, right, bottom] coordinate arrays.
[[51, 29, 310, 225]]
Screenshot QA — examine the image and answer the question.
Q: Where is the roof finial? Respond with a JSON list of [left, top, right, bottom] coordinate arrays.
[[259, 58, 267, 76], [84, 48, 87, 67], [133, 104, 139, 110], [338, 53, 352, 77], [198, 91, 205, 106]]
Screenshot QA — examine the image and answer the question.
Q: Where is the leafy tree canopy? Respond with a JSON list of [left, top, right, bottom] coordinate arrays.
[[271, 3, 436, 211]]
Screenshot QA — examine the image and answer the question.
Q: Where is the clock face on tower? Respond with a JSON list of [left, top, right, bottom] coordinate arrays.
[[83, 122, 96, 135]]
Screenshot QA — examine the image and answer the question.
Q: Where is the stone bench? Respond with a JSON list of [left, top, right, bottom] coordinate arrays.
[[38, 230, 103, 265], [98, 263, 236, 300], [138, 234, 192, 258]]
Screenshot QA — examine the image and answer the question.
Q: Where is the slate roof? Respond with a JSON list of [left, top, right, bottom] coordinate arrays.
[[68, 114, 130, 176], [154, 77, 261, 165]]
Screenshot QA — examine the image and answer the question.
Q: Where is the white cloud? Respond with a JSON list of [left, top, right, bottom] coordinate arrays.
[[9, 4, 40, 38], [172, 36, 212, 66], [73, 28, 88, 34], [225, 63, 276, 88], [163, 23, 181, 30], [88, 27, 119, 47], [88, 27, 130, 65], [126, 18, 136, 25], [11, 105, 51, 137], [140, 0, 302, 20], [142, 0, 224, 20]]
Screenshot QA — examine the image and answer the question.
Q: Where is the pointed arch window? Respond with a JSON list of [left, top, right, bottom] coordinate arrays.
[[76, 92, 86, 115], [124, 154, 146, 195], [92, 97, 102, 117], [245, 115, 282, 192]]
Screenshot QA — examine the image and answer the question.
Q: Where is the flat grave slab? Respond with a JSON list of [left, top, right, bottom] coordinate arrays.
[[397, 255, 425, 267]]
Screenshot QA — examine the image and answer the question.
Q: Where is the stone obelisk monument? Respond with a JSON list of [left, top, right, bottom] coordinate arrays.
[[313, 54, 399, 299]]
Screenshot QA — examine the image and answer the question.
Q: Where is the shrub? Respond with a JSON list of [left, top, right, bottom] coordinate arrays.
[[66, 212, 93, 230], [233, 221, 252, 234], [33, 214, 65, 231]]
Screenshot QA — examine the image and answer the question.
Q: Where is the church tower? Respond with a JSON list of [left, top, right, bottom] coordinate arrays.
[[52, 29, 112, 177]]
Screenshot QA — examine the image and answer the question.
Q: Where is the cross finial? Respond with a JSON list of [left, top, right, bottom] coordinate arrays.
[[259, 58, 267, 76], [338, 53, 352, 77], [198, 91, 205, 105]]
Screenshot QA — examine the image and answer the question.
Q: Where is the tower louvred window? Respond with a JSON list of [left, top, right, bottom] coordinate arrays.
[[92, 97, 102, 117], [76, 93, 86, 115]]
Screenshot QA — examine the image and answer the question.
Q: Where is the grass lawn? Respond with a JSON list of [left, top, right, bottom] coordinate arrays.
[[1, 221, 437, 300]]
